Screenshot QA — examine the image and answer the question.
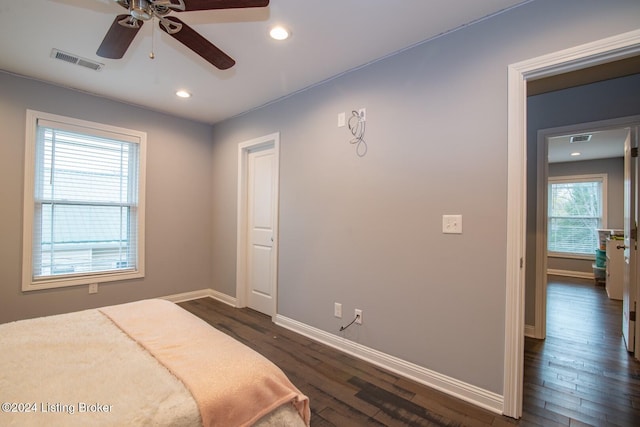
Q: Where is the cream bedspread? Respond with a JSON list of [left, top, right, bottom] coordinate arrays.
[[100, 299, 310, 427], [0, 300, 309, 427], [0, 308, 200, 427]]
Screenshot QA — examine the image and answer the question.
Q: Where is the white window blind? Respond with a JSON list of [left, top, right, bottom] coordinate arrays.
[[548, 175, 606, 256], [23, 111, 146, 290]]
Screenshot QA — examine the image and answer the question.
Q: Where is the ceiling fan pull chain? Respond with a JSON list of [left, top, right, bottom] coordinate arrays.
[[149, 17, 156, 59]]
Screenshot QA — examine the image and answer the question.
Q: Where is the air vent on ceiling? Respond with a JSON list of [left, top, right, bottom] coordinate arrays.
[[50, 49, 104, 71], [569, 134, 592, 143]]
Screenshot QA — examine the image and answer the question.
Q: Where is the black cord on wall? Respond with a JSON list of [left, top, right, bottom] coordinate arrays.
[[339, 313, 361, 331], [348, 110, 367, 157]]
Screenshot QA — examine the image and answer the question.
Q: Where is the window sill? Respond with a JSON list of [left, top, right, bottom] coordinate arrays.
[[548, 252, 595, 261], [22, 270, 143, 292]]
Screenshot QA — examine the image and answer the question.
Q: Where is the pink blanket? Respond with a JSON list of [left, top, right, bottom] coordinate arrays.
[[100, 299, 310, 427]]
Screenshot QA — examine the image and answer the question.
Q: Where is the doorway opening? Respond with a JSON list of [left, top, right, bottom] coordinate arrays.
[[503, 29, 640, 418], [533, 120, 637, 341]]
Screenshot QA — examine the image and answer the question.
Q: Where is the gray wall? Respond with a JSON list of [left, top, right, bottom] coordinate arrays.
[[210, 0, 640, 395], [525, 74, 640, 326], [0, 72, 214, 324], [547, 158, 624, 273], [2, 0, 640, 401]]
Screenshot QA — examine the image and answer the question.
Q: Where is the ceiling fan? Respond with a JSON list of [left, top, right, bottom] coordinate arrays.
[[97, 0, 270, 70]]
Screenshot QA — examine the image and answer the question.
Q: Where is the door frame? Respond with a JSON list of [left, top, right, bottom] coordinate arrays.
[[534, 118, 640, 341], [504, 29, 640, 418], [622, 126, 638, 353], [236, 132, 280, 318]]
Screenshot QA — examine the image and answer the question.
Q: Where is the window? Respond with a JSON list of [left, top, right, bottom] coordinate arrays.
[[22, 110, 146, 291], [547, 174, 607, 257]]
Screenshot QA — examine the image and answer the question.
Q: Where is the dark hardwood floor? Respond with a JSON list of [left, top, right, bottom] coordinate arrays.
[[522, 276, 640, 426], [178, 277, 640, 426]]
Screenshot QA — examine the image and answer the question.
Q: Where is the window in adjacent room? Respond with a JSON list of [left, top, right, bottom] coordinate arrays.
[[547, 174, 607, 258], [22, 110, 146, 291]]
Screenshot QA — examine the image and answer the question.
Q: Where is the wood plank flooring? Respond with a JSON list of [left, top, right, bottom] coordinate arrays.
[[521, 276, 640, 426], [178, 277, 640, 426]]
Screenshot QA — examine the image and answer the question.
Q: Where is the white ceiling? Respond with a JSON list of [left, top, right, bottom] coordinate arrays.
[[0, 0, 528, 124], [548, 128, 628, 163]]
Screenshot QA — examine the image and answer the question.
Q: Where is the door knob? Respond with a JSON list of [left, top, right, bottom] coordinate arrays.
[[617, 244, 628, 250]]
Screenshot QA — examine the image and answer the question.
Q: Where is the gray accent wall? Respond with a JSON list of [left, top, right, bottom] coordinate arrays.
[[210, 1, 640, 395], [0, 72, 214, 324]]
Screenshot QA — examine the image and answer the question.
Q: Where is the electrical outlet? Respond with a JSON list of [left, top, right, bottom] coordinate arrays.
[[355, 309, 362, 324], [338, 112, 346, 127], [89, 283, 98, 294], [334, 302, 342, 318], [358, 108, 366, 122]]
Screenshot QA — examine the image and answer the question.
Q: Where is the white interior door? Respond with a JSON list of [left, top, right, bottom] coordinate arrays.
[[622, 127, 636, 353], [246, 146, 277, 315]]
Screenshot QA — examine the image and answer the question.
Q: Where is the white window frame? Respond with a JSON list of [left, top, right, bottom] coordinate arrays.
[[22, 110, 146, 291], [547, 173, 607, 259]]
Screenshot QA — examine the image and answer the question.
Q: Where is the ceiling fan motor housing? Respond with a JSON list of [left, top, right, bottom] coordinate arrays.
[[131, 0, 153, 20]]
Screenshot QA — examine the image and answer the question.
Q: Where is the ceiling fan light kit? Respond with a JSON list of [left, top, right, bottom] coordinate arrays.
[[98, 0, 270, 69]]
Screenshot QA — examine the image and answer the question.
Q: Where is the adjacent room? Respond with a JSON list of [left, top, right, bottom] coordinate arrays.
[[2, 1, 640, 425]]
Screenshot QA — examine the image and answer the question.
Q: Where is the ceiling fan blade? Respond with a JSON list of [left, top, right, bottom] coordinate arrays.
[[97, 15, 144, 59], [180, 0, 269, 11], [159, 16, 235, 70]]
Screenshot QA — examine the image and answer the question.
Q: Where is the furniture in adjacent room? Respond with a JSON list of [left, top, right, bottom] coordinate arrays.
[[606, 238, 624, 300]]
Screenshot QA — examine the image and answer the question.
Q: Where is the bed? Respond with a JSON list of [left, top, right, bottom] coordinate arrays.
[[0, 299, 310, 427]]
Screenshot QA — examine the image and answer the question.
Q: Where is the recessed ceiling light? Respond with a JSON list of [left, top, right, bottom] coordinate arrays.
[[270, 26, 290, 41], [176, 90, 191, 99], [570, 152, 581, 157]]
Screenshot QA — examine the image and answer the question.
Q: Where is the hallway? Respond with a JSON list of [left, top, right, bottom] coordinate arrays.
[[522, 276, 640, 425]]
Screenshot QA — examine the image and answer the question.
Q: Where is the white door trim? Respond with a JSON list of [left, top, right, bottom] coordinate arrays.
[[504, 29, 640, 418], [236, 132, 280, 317]]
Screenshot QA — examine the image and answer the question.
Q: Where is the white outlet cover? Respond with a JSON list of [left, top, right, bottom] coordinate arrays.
[[442, 214, 462, 234]]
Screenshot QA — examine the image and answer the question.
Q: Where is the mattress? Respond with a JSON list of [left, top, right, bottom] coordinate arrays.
[[0, 299, 309, 427]]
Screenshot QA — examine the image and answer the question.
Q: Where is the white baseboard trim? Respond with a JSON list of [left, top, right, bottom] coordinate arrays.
[[547, 269, 594, 280], [275, 314, 504, 415], [163, 292, 503, 413], [162, 288, 238, 307]]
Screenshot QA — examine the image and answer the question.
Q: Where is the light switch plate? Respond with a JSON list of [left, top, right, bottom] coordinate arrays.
[[334, 302, 342, 318], [442, 215, 462, 234]]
